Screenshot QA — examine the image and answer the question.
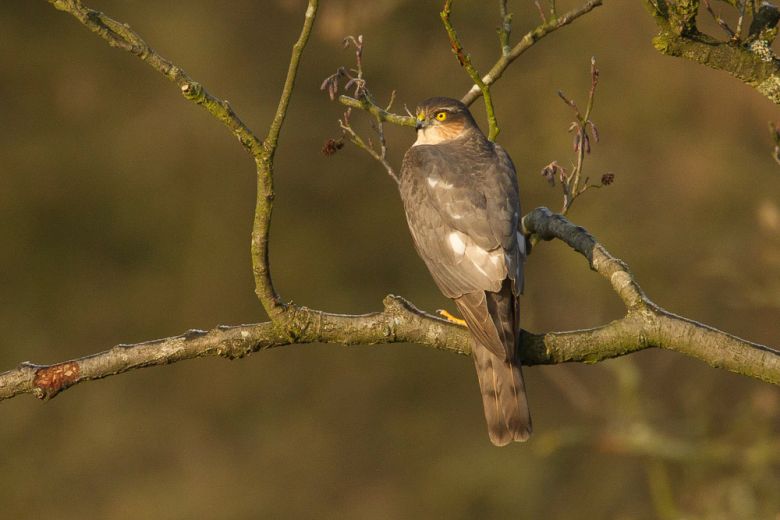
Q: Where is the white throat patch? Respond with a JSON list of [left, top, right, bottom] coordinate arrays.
[[413, 126, 462, 146], [413, 127, 445, 146]]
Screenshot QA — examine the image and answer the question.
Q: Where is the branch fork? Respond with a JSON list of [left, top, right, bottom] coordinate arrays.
[[4, 0, 775, 406]]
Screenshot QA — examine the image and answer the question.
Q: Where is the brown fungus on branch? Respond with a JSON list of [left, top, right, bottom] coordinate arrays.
[[32, 362, 81, 399]]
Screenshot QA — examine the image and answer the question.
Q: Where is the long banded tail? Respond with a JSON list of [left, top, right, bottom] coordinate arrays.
[[471, 339, 531, 446]]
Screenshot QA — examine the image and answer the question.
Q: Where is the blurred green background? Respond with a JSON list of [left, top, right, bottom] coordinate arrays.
[[1, 1, 779, 518]]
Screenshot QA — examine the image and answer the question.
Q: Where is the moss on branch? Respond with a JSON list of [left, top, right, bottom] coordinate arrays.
[[652, 30, 780, 103], [645, 0, 780, 104]]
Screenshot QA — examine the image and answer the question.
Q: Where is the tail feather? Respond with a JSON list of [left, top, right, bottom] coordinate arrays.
[[454, 279, 531, 446], [471, 340, 532, 445]]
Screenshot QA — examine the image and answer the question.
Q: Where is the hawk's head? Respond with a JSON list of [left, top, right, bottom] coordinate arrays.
[[413, 97, 479, 146]]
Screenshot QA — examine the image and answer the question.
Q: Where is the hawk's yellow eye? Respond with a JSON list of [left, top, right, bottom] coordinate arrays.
[[435, 111, 447, 121]]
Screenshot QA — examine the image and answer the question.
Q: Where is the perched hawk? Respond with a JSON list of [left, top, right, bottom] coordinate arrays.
[[399, 97, 531, 446]]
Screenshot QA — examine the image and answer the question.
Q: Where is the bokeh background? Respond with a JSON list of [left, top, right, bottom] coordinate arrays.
[[1, 1, 779, 518]]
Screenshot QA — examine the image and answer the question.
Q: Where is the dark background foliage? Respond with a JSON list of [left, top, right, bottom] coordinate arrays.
[[1, 1, 778, 518]]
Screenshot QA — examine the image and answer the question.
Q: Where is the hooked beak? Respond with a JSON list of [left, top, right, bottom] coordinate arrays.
[[415, 112, 428, 131]]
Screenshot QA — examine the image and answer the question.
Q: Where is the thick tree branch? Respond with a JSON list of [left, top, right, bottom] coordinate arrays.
[[3, 209, 778, 402], [523, 208, 780, 384], [22, 1, 777, 407], [0, 296, 469, 401], [644, 0, 780, 104], [652, 29, 780, 103]]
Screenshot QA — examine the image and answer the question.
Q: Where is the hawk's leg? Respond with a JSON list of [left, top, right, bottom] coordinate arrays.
[[437, 309, 467, 327]]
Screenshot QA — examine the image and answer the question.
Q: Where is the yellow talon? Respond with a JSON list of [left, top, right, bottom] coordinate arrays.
[[437, 309, 467, 326]]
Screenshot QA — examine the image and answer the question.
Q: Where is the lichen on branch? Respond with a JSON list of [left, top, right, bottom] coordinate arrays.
[[644, 0, 780, 104]]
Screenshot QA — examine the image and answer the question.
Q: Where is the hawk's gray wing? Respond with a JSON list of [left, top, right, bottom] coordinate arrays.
[[400, 140, 524, 360]]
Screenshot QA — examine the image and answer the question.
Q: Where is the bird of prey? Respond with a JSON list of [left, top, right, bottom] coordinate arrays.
[[399, 97, 531, 446]]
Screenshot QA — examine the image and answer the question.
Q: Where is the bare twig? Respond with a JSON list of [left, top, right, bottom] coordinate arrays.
[[335, 1, 601, 122], [546, 58, 610, 214], [461, 0, 603, 105], [769, 121, 780, 165], [702, 0, 737, 38], [48, 1, 262, 154], [735, 0, 748, 40], [322, 36, 399, 181], [339, 109, 398, 182], [326, 39, 414, 130], [534, 0, 549, 24], [498, 0, 513, 56]]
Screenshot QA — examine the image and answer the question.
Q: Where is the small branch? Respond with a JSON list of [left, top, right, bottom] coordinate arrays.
[[566, 57, 600, 213], [543, 58, 608, 214], [339, 109, 399, 182], [702, 0, 736, 38], [440, 0, 500, 140], [335, 1, 601, 122], [338, 95, 415, 127], [322, 36, 399, 181], [263, 1, 319, 158], [735, 0, 747, 40], [48, 0, 319, 322], [252, 0, 319, 319], [534, 1, 549, 25], [3, 209, 778, 402], [461, 0, 603, 106], [48, 0, 262, 155], [770, 121, 780, 165], [498, 0, 513, 56]]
